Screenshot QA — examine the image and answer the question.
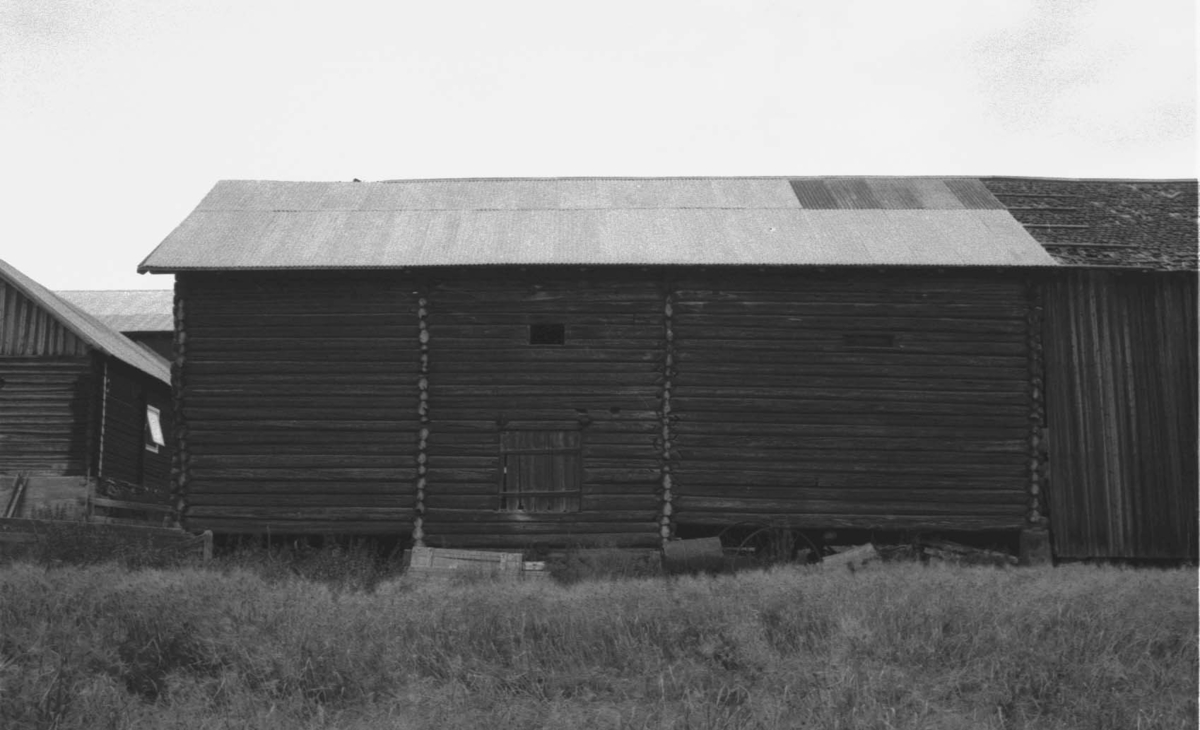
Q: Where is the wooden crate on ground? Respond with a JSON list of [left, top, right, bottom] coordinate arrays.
[[405, 546, 524, 579]]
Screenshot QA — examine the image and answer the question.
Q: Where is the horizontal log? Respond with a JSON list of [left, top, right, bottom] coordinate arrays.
[[674, 496, 1026, 515], [428, 385, 661, 398], [184, 384, 417, 397], [431, 419, 660, 434], [183, 420, 417, 432], [674, 460, 1023, 477], [674, 410, 1025, 429], [675, 471, 1021, 489], [671, 513, 1027, 531], [187, 436, 418, 452], [186, 493, 415, 508], [673, 398, 1027, 417], [673, 302, 1027, 318], [673, 422, 1026, 439], [420, 509, 657, 524], [675, 338, 1027, 357], [186, 479, 411, 494], [672, 387, 1027, 406], [428, 372, 663, 386], [187, 362, 415, 376], [424, 494, 659, 511], [426, 348, 661, 363], [422, 533, 659, 549], [185, 506, 414, 520], [676, 350, 1028, 368], [182, 517, 413, 535], [187, 350, 415, 364], [185, 396, 410, 410], [431, 409, 659, 422], [676, 374, 1026, 393], [676, 484, 1024, 501], [186, 407, 417, 421], [187, 325, 416, 339], [673, 435, 1026, 453], [193, 467, 415, 481], [421, 521, 659, 535], [675, 318, 1026, 337], [673, 448, 1025, 467], [189, 455, 416, 469]]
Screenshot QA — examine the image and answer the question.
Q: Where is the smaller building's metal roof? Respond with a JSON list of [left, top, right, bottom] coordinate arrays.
[[0, 260, 170, 384], [56, 290, 174, 333], [139, 177, 1059, 271]]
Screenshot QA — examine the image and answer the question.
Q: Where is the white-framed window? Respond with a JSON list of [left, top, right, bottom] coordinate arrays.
[[144, 405, 165, 453]]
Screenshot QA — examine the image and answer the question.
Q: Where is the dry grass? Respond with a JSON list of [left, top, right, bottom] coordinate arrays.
[[0, 558, 1195, 729]]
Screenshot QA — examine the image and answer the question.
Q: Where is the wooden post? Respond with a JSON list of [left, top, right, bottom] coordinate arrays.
[[413, 294, 429, 547], [1027, 280, 1048, 528], [659, 282, 676, 547], [170, 279, 189, 530]]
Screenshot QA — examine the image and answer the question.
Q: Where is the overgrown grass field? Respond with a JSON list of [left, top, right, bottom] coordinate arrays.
[[0, 558, 1195, 729]]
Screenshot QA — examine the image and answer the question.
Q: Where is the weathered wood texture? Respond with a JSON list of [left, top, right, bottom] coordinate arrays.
[[177, 273, 419, 534], [1042, 271, 1198, 559], [1, 279, 96, 475], [99, 361, 172, 491], [671, 271, 1032, 531], [0, 280, 90, 357], [0, 357, 95, 475], [422, 270, 662, 548]]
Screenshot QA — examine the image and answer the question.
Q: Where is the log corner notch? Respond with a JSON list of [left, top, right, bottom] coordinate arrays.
[[413, 293, 430, 547], [659, 282, 676, 546], [168, 278, 187, 529], [1026, 278, 1049, 529]]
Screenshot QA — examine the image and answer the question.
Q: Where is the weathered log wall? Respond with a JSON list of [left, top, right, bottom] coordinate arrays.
[[1043, 270, 1198, 559], [421, 270, 663, 548], [1, 279, 97, 476], [98, 360, 172, 491], [671, 270, 1032, 531], [177, 273, 419, 534], [0, 357, 96, 476]]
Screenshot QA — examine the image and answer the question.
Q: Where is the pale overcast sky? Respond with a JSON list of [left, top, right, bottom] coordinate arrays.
[[1, 0, 1195, 290]]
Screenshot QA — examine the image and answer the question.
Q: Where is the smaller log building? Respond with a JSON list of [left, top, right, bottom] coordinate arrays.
[[0, 259, 173, 514]]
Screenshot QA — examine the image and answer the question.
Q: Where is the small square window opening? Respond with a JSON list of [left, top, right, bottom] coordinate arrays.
[[529, 323, 566, 345], [145, 405, 165, 453]]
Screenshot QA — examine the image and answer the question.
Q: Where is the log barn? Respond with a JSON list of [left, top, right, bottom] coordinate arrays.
[[1, 259, 173, 515], [137, 177, 1198, 559]]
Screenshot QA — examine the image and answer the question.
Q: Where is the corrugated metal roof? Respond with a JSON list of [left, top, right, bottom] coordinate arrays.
[[139, 177, 1059, 271], [55, 290, 174, 332], [0, 259, 170, 384]]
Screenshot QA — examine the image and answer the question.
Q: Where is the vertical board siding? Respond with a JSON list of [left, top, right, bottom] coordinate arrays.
[[672, 271, 1031, 530], [99, 360, 172, 492], [1043, 271, 1199, 559], [179, 273, 419, 534], [0, 357, 95, 475], [0, 280, 89, 356], [423, 269, 662, 548]]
